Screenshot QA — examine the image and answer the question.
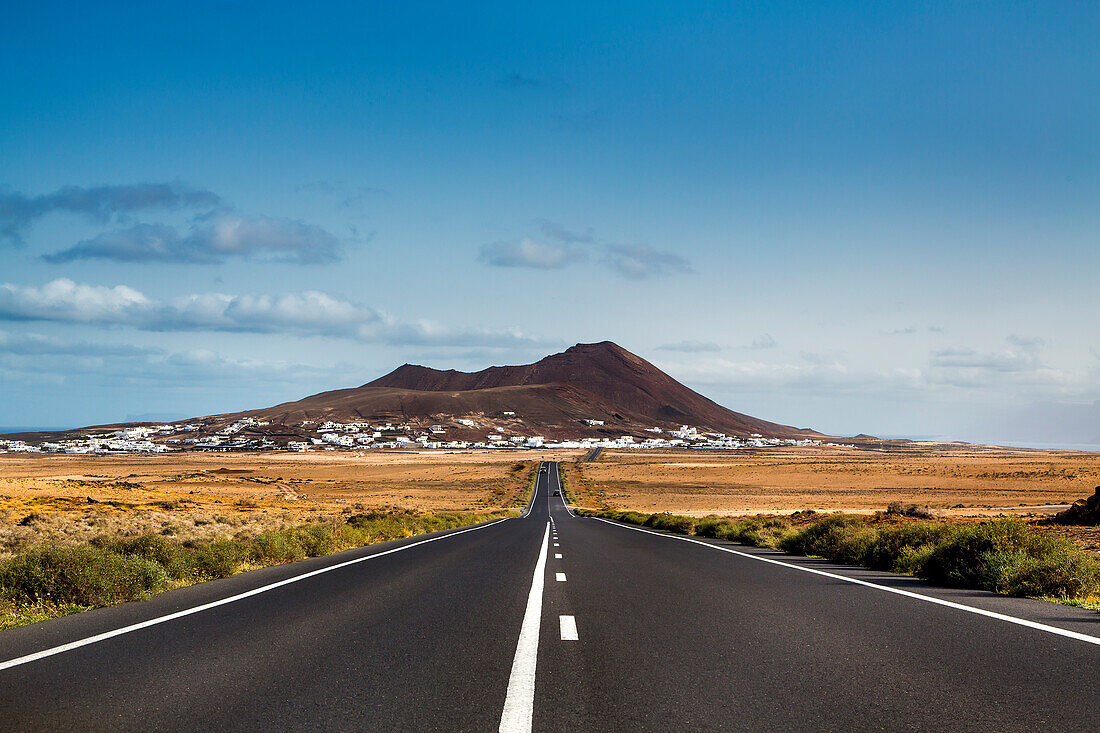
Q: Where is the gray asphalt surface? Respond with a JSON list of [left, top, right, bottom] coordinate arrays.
[[2, 462, 1098, 731]]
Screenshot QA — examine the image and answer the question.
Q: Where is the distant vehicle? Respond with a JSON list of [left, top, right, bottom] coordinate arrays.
[[553, 490, 561, 496]]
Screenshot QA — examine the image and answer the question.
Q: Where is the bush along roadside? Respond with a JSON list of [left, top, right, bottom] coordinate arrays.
[[579, 509, 1100, 609], [0, 509, 515, 631]]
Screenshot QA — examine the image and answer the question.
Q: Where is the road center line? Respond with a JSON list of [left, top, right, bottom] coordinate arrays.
[[498, 521, 550, 733], [559, 615, 578, 641], [592, 517, 1100, 647], [0, 517, 512, 673]]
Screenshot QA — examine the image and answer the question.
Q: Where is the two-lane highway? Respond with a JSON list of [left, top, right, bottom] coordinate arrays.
[[537, 463, 1100, 731], [0, 464, 556, 731], [2, 462, 1099, 731]]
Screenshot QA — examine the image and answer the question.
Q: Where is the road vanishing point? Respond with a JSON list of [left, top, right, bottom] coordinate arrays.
[[2, 462, 1099, 731]]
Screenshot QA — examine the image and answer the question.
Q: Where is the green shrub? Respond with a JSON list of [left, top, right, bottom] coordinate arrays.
[[692, 517, 729, 538], [189, 540, 246, 580], [0, 510, 509, 630], [862, 523, 954, 573], [588, 507, 1100, 607], [644, 513, 695, 534], [1001, 552, 1100, 599], [346, 512, 390, 527], [919, 519, 1100, 597], [727, 517, 793, 548], [777, 514, 870, 563], [885, 502, 936, 519], [249, 531, 305, 565], [297, 525, 338, 557], [920, 519, 1029, 591], [98, 534, 189, 579], [0, 544, 167, 606]]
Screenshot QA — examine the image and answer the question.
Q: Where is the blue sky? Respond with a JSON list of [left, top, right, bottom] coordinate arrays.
[[2, 1, 1098, 444]]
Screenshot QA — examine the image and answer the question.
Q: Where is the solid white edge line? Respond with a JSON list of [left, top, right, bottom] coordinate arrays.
[[0, 517, 512, 673], [499, 521, 551, 733], [520, 462, 541, 518], [558, 463, 577, 518], [591, 517, 1100, 647], [559, 615, 578, 641]]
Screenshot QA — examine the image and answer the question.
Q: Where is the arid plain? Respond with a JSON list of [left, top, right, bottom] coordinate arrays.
[[3, 444, 1100, 555], [0, 450, 581, 555], [575, 445, 1100, 515]]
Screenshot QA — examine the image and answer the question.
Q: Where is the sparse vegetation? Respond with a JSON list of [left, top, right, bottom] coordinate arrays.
[[558, 467, 576, 506], [559, 461, 611, 511], [0, 509, 514, 630], [581, 509, 1100, 608], [885, 501, 936, 519], [475, 460, 536, 510]]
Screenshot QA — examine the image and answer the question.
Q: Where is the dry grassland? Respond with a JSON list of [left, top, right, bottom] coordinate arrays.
[[571, 445, 1100, 516], [5, 444, 1099, 555], [0, 450, 580, 555]]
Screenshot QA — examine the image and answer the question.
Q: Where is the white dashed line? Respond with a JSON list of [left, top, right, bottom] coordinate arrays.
[[556, 572, 567, 582], [559, 615, 578, 641], [555, 553, 562, 559]]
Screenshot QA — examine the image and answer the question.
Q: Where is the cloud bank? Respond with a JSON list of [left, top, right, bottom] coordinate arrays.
[[656, 340, 722, 353], [0, 279, 542, 348], [0, 183, 221, 245], [479, 220, 691, 279], [43, 215, 342, 265], [602, 244, 692, 280], [478, 238, 586, 269]]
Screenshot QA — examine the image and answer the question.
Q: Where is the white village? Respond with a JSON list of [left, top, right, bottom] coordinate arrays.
[[0, 416, 842, 454]]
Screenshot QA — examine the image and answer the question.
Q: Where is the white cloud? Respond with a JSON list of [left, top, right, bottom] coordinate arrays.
[[929, 347, 1042, 372], [478, 224, 691, 279], [43, 214, 342, 265], [0, 279, 544, 348], [535, 219, 595, 244], [657, 356, 922, 395], [656, 340, 722, 353], [602, 244, 691, 279], [750, 333, 777, 350], [0, 330, 157, 357], [0, 182, 221, 245], [0, 279, 150, 323], [1006, 334, 1047, 352], [478, 238, 585, 269]]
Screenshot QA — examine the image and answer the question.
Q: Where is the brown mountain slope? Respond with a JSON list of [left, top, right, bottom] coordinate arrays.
[[233, 341, 817, 439]]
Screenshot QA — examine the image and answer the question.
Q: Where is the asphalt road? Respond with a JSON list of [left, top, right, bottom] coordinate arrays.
[[2, 462, 1099, 731]]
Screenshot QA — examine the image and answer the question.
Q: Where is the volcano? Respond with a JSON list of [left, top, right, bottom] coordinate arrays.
[[221, 341, 817, 439]]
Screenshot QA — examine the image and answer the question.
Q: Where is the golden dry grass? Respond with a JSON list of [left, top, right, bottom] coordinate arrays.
[[0, 449, 581, 555], [575, 445, 1100, 517]]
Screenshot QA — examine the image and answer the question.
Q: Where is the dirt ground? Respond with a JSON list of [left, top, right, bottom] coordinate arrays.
[[572, 445, 1100, 516], [4, 444, 1100, 555], [0, 449, 582, 555], [563, 445, 1100, 550]]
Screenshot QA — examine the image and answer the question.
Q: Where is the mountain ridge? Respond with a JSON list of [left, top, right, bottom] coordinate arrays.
[[1, 342, 822, 443], [230, 341, 817, 439]]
